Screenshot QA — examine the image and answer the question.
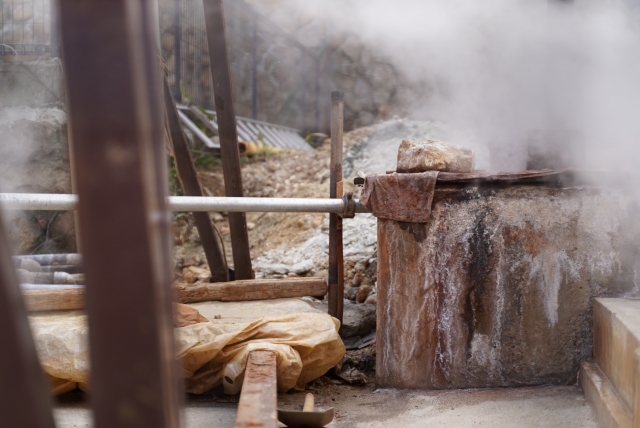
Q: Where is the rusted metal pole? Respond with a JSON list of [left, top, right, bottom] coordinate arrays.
[[164, 77, 229, 282], [328, 91, 344, 324], [202, 0, 253, 280], [234, 350, 278, 428], [57, 0, 182, 426], [0, 215, 56, 427]]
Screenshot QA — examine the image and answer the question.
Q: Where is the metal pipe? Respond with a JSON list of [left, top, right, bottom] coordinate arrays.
[[20, 284, 83, 291], [0, 193, 369, 214], [178, 110, 220, 149], [13, 253, 82, 266]]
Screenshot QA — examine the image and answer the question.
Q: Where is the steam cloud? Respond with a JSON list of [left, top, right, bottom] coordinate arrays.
[[283, 0, 640, 171]]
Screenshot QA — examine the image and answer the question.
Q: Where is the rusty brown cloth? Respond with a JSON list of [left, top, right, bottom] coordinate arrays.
[[360, 171, 439, 223]]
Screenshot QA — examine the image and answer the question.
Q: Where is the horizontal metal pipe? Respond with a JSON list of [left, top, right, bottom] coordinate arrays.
[[0, 193, 369, 214], [14, 253, 82, 266], [20, 284, 83, 291]]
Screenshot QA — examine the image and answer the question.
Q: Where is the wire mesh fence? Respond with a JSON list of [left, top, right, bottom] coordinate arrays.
[[0, 0, 327, 133], [158, 0, 328, 134], [0, 0, 54, 55]]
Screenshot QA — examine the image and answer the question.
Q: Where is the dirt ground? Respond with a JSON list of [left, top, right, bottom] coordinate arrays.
[[54, 382, 598, 427], [173, 123, 378, 281]]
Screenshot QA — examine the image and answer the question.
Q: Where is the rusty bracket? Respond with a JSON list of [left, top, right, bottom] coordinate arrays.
[[341, 192, 356, 218]]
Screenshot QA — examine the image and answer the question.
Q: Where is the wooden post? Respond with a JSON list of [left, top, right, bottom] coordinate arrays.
[[234, 350, 277, 428], [164, 76, 229, 282], [0, 214, 55, 427], [57, 0, 182, 426], [328, 91, 344, 324], [202, 0, 253, 280]]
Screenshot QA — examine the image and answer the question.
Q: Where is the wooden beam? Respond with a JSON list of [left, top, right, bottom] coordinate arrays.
[[202, 0, 253, 280], [234, 350, 277, 428], [57, 0, 182, 426], [22, 278, 327, 312], [23, 288, 85, 312], [176, 277, 327, 303], [164, 76, 228, 282]]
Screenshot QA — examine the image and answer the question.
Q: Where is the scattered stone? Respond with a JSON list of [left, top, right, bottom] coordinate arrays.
[[182, 266, 211, 284], [351, 272, 363, 287], [182, 255, 201, 268], [211, 213, 224, 222], [356, 284, 372, 303], [396, 139, 475, 173], [354, 261, 367, 273], [364, 293, 377, 306], [345, 286, 358, 300], [311, 299, 375, 339], [334, 354, 368, 385], [246, 222, 256, 230]]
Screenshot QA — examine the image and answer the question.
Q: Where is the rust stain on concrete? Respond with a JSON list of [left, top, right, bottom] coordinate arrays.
[[377, 185, 640, 389]]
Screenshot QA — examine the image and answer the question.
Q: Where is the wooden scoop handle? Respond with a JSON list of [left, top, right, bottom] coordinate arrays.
[[302, 393, 315, 412]]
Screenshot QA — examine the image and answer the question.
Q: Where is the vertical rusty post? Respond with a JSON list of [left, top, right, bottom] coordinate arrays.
[[164, 76, 228, 282], [328, 91, 344, 324], [57, 0, 182, 426], [202, 0, 253, 280], [0, 216, 56, 427]]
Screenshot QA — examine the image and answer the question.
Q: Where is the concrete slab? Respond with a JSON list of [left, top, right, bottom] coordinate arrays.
[[594, 298, 640, 410], [579, 361, 632, 428], [54, 385, 597, 428]]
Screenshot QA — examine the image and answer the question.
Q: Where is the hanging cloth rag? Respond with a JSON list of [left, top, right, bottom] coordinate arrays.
[[360, 171, 439, 223]]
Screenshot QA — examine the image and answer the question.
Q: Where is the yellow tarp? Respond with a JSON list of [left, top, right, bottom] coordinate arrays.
[[29, 298, 345, 395]]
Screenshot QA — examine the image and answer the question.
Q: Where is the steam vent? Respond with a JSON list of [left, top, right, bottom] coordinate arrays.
[[374, 176, 640, 389]]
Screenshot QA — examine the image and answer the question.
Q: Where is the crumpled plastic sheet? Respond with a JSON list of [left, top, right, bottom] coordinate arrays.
[[29, 298, 345, 395]]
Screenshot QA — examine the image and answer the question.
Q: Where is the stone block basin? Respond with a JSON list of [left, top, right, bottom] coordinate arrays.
[[376, 184, 640, 389]]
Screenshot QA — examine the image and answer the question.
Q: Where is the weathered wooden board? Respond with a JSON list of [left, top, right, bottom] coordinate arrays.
[[23, 278, 327, 311], [234, 350, 277, 428]]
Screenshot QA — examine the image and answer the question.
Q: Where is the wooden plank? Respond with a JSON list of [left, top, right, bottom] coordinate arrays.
[[0, 209, 55, 427], [23, 288, 85, 312], [164, 76, 229, 282], [234, 350, 277, 428], [328, 91, 344, 324], [202, 0, 253, 280], [176, 277, 327, 303], [57, 0, 182, 426], [22, 278, 327, 312]]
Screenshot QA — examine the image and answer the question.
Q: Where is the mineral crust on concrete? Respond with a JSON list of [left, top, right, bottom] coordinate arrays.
[[376, 184, 640, 389]]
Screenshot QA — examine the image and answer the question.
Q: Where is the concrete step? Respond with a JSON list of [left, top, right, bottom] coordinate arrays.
[[580, 361, 632, 428], [580, 298, 640, 428], [593, 298, 640, 410]]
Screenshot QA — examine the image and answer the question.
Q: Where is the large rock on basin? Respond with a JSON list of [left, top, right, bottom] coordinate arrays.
[[396, 139, 475, 173], [376, 184, 640, 389]]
